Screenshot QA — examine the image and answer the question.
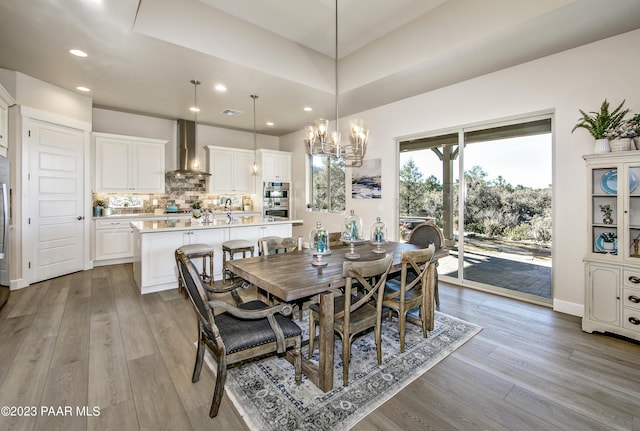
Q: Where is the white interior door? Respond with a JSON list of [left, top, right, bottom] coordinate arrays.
[[27, 119, 84, 282]]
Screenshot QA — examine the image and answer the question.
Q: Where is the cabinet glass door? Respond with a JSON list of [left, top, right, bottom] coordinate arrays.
[[628, 165, 640, 259], [592, 167, 618, 255]]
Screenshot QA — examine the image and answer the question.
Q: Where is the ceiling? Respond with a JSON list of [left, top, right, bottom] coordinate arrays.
[[1, 0, 640, 136]]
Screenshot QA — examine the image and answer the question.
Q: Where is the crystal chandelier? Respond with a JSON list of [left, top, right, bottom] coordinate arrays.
[[304, 0, 368, 166]]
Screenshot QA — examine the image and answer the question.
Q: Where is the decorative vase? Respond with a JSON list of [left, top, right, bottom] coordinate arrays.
[[603, 215, 613, 225], [610, 138, 632, 152], [593, 138, 610, 154]]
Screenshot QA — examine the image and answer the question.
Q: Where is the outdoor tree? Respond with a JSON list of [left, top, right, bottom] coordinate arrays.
[[399, 158, 427, 215]]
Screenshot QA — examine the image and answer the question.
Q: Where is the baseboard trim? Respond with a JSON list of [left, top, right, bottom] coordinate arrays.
[[553, 298, 583, 317]]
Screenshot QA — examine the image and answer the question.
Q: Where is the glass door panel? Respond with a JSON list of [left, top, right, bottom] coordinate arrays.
[[592, 167, 618, 256], [627, 165, 640, 259]]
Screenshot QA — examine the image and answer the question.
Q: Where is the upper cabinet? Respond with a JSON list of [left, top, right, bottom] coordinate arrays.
[[257, 149, 292, 182], [94, 132, 167, 193], [0, 84, 16, 157], [206, 146, 255, 194]]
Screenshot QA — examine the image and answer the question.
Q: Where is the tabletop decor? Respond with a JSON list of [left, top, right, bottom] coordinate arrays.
[[204, 310, 481, 431], [343, 209, 363, 259], [370, 216, 387, 253], [310, 221, 331, 266], [605, 117, 639, 151]]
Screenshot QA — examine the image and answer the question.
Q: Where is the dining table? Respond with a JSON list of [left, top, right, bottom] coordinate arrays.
[[225, 240, 421, 392]]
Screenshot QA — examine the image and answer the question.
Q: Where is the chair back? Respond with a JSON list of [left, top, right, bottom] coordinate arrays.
[[408, 221, 444, 250], [258, 236, 281, 255], [337, 254, 393, 319], [328, 232, 343, 247], [260, 236, 303, 255], [398, 245, 435, 295], [175, 248, 222, 343]]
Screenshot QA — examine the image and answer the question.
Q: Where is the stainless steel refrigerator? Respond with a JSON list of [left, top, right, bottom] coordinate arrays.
[[0, 156, 9, 308]]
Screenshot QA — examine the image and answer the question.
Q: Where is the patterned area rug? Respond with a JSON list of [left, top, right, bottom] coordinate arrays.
[[204, 311, 481, 430]]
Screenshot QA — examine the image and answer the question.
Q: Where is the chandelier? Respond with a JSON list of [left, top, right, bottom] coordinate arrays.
[[304, 0, 368, 166]]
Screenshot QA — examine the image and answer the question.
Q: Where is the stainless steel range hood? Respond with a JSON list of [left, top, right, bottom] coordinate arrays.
[[166, 119, 210, 176]]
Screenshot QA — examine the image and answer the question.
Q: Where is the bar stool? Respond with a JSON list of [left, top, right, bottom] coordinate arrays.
[[176, 244, 214, 293], [221, 239, 254, 283]]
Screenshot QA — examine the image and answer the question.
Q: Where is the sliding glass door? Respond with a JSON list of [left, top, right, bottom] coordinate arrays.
[[399, 116, 553, 303]]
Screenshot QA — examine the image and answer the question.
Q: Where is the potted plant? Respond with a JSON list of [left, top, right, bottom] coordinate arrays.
[[93, 200, 105, 217], [600, 232, 617, 252], [599, 204, 613, 225], [605, 117, 639, 151], [192, 201, 202, 218], [572, 99, 629, 154]]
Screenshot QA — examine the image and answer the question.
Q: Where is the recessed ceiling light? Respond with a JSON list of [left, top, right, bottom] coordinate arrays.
[[222, 109, 242, 116], [304, 106, 313, 112], [190, 107, 200, 112], [266, 121, 274, 126], [76, 86, 90, 92], [69, 49, 88, 57], [214, 84, 227, 92]]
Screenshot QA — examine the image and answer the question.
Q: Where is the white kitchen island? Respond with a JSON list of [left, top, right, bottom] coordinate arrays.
[[131, 217, 302, 294]]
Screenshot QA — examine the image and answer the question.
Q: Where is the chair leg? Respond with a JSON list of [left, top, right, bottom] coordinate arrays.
[[308, 311, 316, 358], [192, 330, 205, 383], [294, 336, 302, 385], [434, 271, 440, 308], [399, 312, 407, 353], [342, 334, 351, 387], [209, 357, 227, 418], [375, 319, 383, 365]]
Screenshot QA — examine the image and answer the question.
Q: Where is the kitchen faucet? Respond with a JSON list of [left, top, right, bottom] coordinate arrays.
[[224, 199, 232, 222]]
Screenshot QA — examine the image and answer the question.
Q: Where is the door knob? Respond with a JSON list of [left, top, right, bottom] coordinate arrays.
[[77, 216, 84, 220]]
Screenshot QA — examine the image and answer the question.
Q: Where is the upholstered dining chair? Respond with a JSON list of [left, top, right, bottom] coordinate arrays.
[[308, 254, 393, 386], [407, 221, 449, 308], [175, 248, 302, 418], [382, 245, 435, 352]]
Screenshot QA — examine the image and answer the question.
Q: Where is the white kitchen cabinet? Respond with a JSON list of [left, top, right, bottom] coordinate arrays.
[[206, 146, 255, 194], [94, 132, 167, 193], [133, 226, 228, 294], [257, 149, 291, 182], [583, 152, 640, 341], [94, 218, 135, 263], [0, 84, 15, 157]]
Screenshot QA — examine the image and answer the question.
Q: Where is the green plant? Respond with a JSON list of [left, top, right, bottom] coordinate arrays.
[[599, 204, 612, 217], [192, 201, 201, 210], [601, 232, 617, 242], [572, 99, 629, 139], [95, 200, 105, 207]]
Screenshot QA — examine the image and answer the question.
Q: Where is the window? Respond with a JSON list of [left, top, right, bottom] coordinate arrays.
[[310, 154, 345, 211]]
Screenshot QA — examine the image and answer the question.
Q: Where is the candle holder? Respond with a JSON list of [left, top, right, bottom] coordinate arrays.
[[310, 221, 331, 266], [370, 217, 387, 254]]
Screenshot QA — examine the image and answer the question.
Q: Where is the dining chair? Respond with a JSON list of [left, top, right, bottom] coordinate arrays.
[[382, 245, 435, 353], [175, 248, 302, 418], [260, 236, 305, 318], [407, 221, 449, 308], [328, 232, 343, 247], [308, 254, 393, 386]]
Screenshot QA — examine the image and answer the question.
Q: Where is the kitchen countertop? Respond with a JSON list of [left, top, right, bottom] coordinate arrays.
[[131, 217, 303, 233], [94, 211, 261, 220]]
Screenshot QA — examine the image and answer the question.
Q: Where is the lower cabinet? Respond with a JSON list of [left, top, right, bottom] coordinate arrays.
[[583, 261, 640, 341], [94, 219, 135, 264], [134, 228, 228, 294]]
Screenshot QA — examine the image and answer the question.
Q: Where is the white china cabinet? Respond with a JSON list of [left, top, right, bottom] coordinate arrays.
[[583, 152, 640, 341]]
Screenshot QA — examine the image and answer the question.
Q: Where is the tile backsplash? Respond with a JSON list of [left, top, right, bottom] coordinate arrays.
[[93, 175, 255, 215]]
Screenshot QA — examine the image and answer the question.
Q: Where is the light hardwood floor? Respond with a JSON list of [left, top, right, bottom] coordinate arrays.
[[0, 263, 639, 430]]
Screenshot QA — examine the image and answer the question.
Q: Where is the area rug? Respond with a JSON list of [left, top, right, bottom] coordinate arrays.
[[203, 311, 481, 431]]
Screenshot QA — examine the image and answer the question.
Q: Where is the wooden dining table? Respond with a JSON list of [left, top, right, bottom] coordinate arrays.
[[225, 240, 421, 392]]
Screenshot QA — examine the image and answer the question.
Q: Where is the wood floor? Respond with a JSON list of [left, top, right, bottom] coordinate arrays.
[[0, 263, 639, 431]]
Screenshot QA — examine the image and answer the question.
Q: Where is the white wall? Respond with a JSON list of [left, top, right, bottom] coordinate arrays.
[[93, 108, 279, 171], [281, 29, 640, 316]]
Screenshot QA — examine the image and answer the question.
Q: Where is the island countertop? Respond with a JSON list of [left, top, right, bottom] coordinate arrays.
[[131, 216, 303, 233]]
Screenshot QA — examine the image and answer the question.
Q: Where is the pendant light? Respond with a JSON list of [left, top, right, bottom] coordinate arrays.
[[303, 0, 368, 166], [190, 79, 201, 171], [251, 94, 259, 176]]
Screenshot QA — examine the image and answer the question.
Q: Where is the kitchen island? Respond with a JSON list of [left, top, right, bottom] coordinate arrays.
[[131, 216, 303, 294]]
